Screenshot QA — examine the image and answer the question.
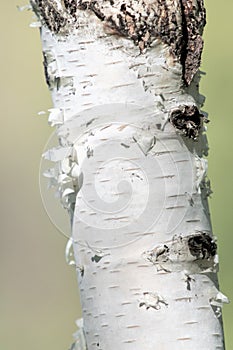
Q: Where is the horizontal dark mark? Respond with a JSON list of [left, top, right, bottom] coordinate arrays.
[[175, 159, 190, 163], [166, 205, 185, 210], [125, 167, 140, 171], [85, 74, 98, 77], [67, 49, 79, 53], [138, 72, 158, 78], [109, 45, 124, 50], [115, 314, 126, 318], [78, 40, 95, 44], [122, 339, 136, 343], [105, 60, 124, 65], [154, 151, 172, 155], [129, 62, 144, 69], [112, 82, 135, 88], [109, 270, 121, 273], [104, 216, 129, 221], [168, 193, 186, 198], [155, 175, 175, 179], [175, 297, 192, 302]]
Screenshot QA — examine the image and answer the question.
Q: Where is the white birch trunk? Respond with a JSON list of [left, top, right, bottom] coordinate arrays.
[[31, 1, 228, 349]]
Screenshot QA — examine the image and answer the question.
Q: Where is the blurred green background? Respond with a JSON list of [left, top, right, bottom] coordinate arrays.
[[0, 1, 232, 349]]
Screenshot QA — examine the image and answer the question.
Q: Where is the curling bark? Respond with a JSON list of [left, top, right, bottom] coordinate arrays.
[[31, 1, 227, 349]]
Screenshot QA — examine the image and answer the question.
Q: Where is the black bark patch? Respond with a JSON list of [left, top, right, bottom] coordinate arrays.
[[31, 0, 206, 85], [64, 0, 78, 19], [91, 255, 103, 263], [188, 233, 217, 259], [169, 105, 206, 140], [31, 0, 68, 33], [75, 0, 205, 85], [186, 275, 192, 291], [77, 265, 84, 277], [78, 1, 105, 21], [180, 0, 206, 85]]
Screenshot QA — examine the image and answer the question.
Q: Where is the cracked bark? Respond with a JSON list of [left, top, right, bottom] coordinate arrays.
[[31, 1, 227, 349]]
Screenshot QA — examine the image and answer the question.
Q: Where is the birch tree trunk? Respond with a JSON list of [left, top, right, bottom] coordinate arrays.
[[31, 1, 228, 349]]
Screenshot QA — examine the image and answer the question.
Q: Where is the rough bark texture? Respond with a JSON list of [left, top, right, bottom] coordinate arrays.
[[31, 1, 227, 349], [31, 0, 205, 85]]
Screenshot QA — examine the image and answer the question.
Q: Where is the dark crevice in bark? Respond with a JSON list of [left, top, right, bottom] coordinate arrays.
[[180, 0, 206, 85], [180, 0, 189, 85], [188, 233, 217, 259], [169, 105, 207, 140]]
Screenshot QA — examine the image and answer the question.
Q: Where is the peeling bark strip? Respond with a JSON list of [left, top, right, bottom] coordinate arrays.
[[31, 0, 206, 85]]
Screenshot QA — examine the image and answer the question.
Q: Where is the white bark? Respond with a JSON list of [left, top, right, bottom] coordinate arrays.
[[31, 1, 227, 349]]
